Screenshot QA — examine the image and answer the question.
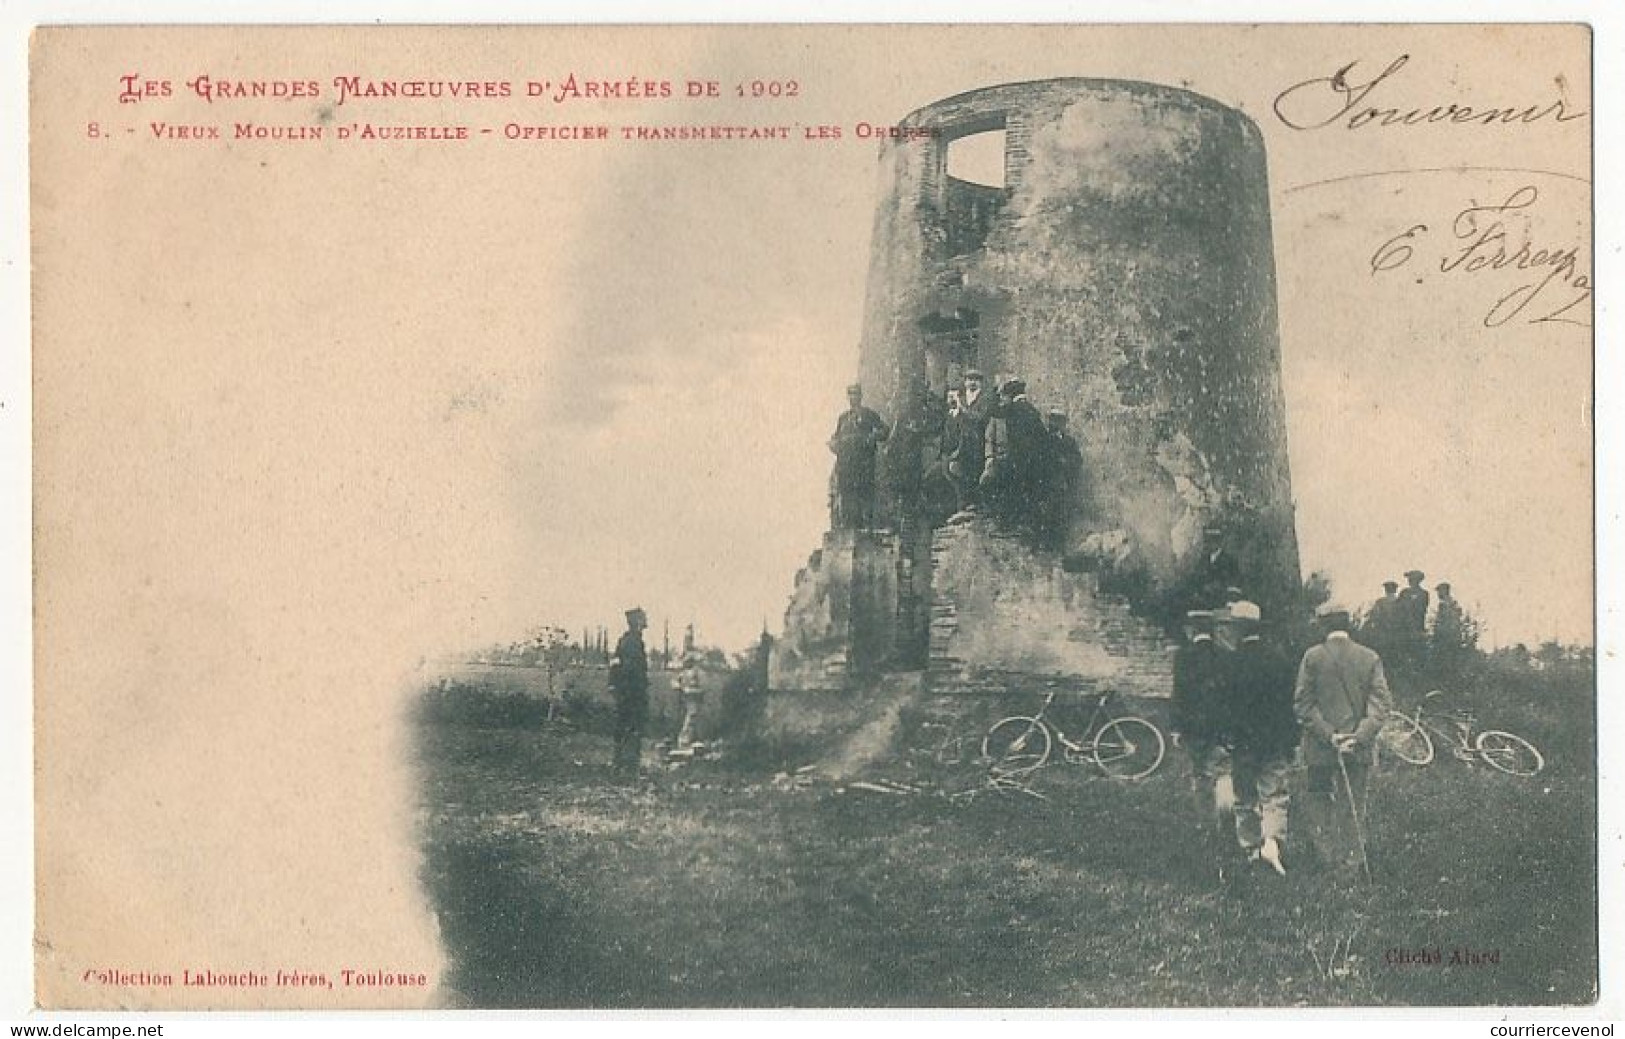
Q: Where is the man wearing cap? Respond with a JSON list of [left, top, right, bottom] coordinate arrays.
[[1366, 581, 1402, 659], [828, 383, 889, 529], [1179, 524, 1242, 614], [608, 607, 651, 774], [944, 369, 992, 516], [1397, 570, 1430, 631], [1172, 610, 1234, 854], [1394, 570, 1430, 686], [1293, 604, 1393, 873], [980, 377, 1047, 526], [1220, 600, 1298, 874]]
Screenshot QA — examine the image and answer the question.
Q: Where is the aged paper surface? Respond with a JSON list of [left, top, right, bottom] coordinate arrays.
[[30, 24, 1592, 1010]]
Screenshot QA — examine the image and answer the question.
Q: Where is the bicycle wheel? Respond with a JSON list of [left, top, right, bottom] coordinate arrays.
[[1092, 717, 1165, 780], [1475, 730, 1544, 776], [982, 716, 1052, 775], [1379, 711, 1434, 766]]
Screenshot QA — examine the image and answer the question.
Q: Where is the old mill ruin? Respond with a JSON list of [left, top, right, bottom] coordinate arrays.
[[771, 79, 1301, 711]]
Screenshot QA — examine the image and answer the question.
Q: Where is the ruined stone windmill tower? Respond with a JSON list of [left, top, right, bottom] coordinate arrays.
[[772, 79, 1300, 698]]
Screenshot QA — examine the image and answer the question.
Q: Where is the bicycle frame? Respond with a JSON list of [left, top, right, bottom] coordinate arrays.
[[985, 686, 1164, 779], [1048, 691, 1117, 756], [1413, 692, 1480, 758], [1382, 689, 1545, 776]]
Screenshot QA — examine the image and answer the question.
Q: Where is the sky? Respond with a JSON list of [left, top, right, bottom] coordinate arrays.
[[460, 25, 1592, 651]]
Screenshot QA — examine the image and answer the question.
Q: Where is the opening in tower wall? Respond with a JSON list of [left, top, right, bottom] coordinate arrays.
[[943, 123, 1009, 256]]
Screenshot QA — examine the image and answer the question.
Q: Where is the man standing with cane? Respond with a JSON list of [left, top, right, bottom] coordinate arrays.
[[1293, 603, 1393, 879]]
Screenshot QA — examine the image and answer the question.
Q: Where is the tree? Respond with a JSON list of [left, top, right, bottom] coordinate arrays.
[[527, 626, 574, 719]]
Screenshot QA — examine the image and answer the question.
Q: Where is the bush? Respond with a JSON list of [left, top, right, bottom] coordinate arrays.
[[416, 679, 554, 729]]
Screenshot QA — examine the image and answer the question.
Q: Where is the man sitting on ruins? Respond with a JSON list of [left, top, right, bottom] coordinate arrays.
[[827, 383, 889, 529], [979, 377, 1047, 528]]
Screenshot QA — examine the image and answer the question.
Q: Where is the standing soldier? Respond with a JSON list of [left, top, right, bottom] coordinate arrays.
[[1293, 603, 1393, 876], [608, 607, 650, 775], [827, 383, 890, 530], [1220, 601, 1299, 874], [1172, 610, 1234, 854]]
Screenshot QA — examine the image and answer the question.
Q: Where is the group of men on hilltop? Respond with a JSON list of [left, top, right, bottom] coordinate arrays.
[[828, 373, 1083, 541], [1365, 570, 1469, 688]]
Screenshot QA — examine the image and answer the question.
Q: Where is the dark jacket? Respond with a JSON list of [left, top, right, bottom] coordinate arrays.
[[829, 405, 889, 483], [1172, 636, 1226, 742], [1397, 586, 1430, 632], [982, 397, 1047, 489], [1224, 636, 1299, 757], [944, 392, 991, 479], [609, 630, 649, 707]]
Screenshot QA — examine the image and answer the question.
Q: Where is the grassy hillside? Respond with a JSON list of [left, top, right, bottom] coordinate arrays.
[[412, 669, 1594, 1008]]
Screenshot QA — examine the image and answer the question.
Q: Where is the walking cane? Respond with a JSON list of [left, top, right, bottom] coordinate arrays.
[[1336, 746, 1374, 884]]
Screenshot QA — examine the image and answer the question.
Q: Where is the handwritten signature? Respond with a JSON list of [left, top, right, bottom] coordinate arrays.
[[1274, 55, 1587, 132], [1369, 186, 1590, 329]]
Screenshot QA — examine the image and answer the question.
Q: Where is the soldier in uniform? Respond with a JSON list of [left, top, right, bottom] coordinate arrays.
[[608, 607, 650, 774], [827, 384, 889, 529], [1172, 610, 1234, 854], [1220, 601, 1299, 874]]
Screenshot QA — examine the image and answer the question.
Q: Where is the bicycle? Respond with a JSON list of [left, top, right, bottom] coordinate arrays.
[[982, 686, 1166, 781], [1377, 688, 1544, 776]]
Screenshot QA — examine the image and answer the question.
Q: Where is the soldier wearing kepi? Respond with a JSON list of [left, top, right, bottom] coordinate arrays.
[[1171, 610, 1234, 855], [1219, 600, 1299, 874], [1294, 603, 1394, 876], [608, 607, 651, 775]]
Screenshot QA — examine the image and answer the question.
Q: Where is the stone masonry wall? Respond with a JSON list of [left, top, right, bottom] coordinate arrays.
[[769, 528, 903, 690], [927, 519, 1175, 699]]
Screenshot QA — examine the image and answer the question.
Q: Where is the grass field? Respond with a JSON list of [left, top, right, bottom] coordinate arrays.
[[413, 679, 1595, 1008]]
